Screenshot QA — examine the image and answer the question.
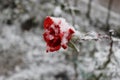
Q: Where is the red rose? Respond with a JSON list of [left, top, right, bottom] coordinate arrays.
[[43, 16, 75, 52]]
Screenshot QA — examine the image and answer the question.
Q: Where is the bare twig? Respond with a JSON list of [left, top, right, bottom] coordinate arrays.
[[98, 30, 113, 70], [71, 7, 76, 26], [106, 0, 113, 30], [86, 0, 93, 19], [74, 0, 78, 7], [95, 30, 114, 80]]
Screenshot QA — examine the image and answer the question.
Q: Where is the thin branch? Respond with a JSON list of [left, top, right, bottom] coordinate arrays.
[[95, 30, 114, 80], [98, 30, 113, 70], [86, 0, 93, 19], [106, 0, 113, 30]]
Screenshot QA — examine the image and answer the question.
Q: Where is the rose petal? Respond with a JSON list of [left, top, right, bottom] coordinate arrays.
[[44, 16, 53, 29]]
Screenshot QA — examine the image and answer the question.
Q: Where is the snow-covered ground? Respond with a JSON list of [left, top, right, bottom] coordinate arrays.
[[0, 0, 120, 80]]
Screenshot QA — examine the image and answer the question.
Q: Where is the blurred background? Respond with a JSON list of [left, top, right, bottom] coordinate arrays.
[[0, 0, 120, 80]]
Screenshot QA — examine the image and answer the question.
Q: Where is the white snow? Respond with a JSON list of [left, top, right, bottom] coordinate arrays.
[[51, 17, 75, 32], [50, 17, 75, 46], [0, 0, 120, 80], [53, 6, 62, 16]]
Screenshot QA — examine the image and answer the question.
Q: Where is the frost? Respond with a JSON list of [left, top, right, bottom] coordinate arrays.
[[50, 17, 75, 46], [114, 49, 120, 59], [61, 32, 69, 45], [51, 17, 75, 32], [0, 0, 120, 80]]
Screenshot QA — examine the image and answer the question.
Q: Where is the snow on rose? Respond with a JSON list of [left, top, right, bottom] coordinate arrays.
[[43, 16, 75, 52]]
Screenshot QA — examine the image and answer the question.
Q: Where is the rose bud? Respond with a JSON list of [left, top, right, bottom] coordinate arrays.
[[43, 16, 75, 52]]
